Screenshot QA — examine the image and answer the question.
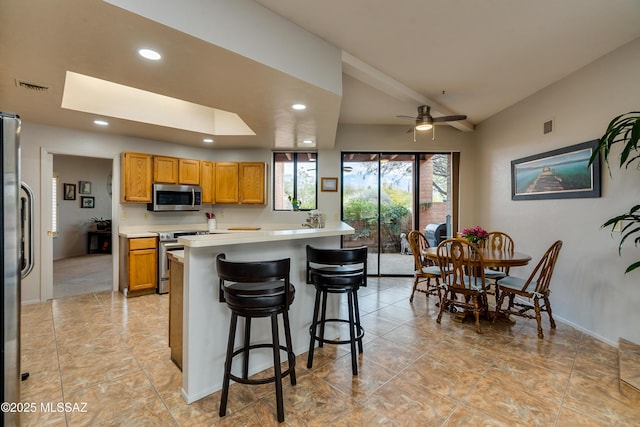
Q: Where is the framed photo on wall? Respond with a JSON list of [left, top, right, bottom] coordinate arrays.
[[321, 177, 338, 192], [63, 183, 76, 200], [511, 139, 601, 200], [81, 196, 95, 208], [79, 181, 92, 194]]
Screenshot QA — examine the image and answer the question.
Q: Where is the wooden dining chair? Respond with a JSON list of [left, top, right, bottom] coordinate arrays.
[[407, 230, 441, 303], [436, 238, 491, 333], [493, 240, 563, 338], [482, 231, 515, 300]]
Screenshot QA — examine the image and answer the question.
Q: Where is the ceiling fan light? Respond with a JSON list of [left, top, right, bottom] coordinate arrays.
[[415, 123, 433, 131]]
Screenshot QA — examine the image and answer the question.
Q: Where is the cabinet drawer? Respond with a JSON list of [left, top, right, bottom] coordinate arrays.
[[129, 237, 157, 250]]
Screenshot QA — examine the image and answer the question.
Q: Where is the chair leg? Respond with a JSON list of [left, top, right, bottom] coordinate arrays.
[[307, 289, 322, 369], [318, 290, 328, 348], [270, 314, 284, 422], [353, 289, 363, 354], [493, 290, 507, 324], [410, 277, 418, 302], [282, 310, 296, 386], [220, 313, 238, 417], [544, 295, 556, 329], [436, 289, 447, 324], [346, 290, 358, 376], [533, 297, 544, 339], [242, 317, 251, 379]]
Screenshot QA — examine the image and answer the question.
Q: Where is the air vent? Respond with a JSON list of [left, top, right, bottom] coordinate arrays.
[[15, 79, 49, 93], [543, 120, 553, 134]]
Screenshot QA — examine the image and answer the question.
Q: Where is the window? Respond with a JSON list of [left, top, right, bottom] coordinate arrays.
[[273, 152, 317, 210]]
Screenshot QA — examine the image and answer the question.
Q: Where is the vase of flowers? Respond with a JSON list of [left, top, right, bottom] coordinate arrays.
[[461, 226, 489, 246]]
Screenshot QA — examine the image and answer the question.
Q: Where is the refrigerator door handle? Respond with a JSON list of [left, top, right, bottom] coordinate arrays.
[[21, 181, 35, 279]]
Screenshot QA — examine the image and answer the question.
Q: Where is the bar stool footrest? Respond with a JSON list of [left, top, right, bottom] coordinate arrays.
[[309, 318, 364, 345], [228, 343, 295, 385]]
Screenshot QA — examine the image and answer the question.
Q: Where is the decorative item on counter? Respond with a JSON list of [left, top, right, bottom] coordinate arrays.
[[302, 210, 325, 228], [461, 226, 488, 245], [206, 212, 217, 232]]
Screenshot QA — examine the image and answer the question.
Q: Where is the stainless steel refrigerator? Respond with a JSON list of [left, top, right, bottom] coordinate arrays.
[[1, 112, 34, 426]]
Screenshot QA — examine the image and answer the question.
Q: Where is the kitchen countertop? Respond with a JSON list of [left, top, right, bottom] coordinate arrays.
[[117, 223, 341, 239]]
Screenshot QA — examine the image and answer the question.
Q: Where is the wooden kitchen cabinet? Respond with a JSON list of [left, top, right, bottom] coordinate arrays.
[[153, 156, 179, 184], [178, 158, 200, 185], [200, 161, 215, 204], [215, 162, 239, 203], [119, 236, 157, 296], [239, 162, 266, 204], [121, 152, 152, 203], [169, 257, 184, 370]]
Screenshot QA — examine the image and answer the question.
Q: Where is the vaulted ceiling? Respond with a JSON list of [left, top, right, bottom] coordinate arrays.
[[1, 0, 639, 149]]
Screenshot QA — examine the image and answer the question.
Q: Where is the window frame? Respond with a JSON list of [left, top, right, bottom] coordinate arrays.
[[272, 151, 318, 211]]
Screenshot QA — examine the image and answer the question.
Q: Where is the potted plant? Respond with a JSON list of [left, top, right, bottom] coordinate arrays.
[[589, 111, 640, 273]]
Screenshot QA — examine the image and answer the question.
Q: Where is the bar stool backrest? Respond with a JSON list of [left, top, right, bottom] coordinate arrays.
[[216, 254, 291, 303], [306, 245, 368, 286]]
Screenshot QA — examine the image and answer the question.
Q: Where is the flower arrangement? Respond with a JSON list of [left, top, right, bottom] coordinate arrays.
[[461, 226, 489, 245]]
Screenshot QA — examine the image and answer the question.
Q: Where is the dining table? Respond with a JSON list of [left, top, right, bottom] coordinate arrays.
[[423, 245, 532, 324]]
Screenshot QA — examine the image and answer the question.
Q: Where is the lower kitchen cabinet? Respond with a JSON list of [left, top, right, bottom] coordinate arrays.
[[119, 236, 158, 296], [168, 257, 184, 370]]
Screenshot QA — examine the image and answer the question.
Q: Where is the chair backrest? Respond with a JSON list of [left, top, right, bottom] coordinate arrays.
[[485, 231, 514, 252], [306, 245, 367, 286], [216, 253, 291, 302], [436, 238, 487, 292], [407, 230, 430, 272], [521, 240, 563, 294]]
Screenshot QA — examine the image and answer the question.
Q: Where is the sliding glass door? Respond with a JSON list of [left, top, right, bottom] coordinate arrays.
[[341, 152, 456, 276]]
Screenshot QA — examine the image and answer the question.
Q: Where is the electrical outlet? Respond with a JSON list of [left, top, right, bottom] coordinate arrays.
[[120, 211, 126, 220], [143, 212, 149, 221]]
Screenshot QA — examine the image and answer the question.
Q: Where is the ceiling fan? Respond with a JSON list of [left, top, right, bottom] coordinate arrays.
[[397, 105, 467, 141]]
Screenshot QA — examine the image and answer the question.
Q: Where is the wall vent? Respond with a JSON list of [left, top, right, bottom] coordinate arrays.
[[15, 79, 50, 93], [543, 120, 553, 134]]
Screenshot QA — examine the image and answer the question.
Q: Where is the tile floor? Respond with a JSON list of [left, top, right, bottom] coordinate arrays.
[[20, 277, 640, 426]]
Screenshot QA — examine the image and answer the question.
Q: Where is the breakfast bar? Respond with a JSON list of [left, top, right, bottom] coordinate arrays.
[[175, 223, 354, 404]]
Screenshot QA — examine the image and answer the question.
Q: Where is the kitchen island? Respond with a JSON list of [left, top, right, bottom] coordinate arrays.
[[176, 223, 355, 404]]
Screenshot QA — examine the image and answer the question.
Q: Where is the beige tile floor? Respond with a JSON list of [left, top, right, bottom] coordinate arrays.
[[20, 277, 640, 426]]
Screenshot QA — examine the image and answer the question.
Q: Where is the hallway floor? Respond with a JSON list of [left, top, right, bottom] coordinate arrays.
[[20, 277, 640, 426]]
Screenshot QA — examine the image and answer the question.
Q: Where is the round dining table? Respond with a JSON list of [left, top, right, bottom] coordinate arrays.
[[423, 246, 532, 268]]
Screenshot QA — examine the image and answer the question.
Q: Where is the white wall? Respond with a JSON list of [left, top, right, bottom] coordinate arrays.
[[53, 155, 112, 260], [475, 38, 640, 345]]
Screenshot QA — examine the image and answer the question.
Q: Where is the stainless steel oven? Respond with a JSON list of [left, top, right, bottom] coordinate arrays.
[[158, 230, 207, 294]]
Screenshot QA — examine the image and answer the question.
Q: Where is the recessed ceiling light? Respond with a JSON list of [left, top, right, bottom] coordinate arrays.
[[292, 104, 306, 110], [302, 139, 313, 144], [203, 138, 214, 143], [138, 48, 161, 61], [93, 120, 109, 126]]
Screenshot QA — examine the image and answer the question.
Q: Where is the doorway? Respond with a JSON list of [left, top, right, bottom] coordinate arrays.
[[341, 152, 458, 276], [48, 154, 116, 299]]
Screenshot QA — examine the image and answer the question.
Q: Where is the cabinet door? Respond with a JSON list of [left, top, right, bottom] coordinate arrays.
[[239, 162, 265, 204], [179, 159, 200, 185], [215, 162, 239, 203], [154, 156, 179, 183], [129, 248, 157, 291], [200, 161, 214, 204], [122, 152, 152, 203]]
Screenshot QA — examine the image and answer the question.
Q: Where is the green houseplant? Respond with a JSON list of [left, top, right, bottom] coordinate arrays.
[[589, 111, 640, 273]]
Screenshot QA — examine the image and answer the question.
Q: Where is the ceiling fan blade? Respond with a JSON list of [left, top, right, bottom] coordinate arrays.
[[432, 115, 467, 123], [396, 115, 417, 121]]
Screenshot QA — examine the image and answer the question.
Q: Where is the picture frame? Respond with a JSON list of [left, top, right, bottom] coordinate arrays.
[[321, 177, 338, 192], [511, 139, 601, 201], [63, 183, 76, 200], [81, 196, 95, 208], [79, 180, 92, 194]]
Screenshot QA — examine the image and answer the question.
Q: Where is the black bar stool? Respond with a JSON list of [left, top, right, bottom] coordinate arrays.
[[217, 254, 296, 423], [306, 245, 367, 375]]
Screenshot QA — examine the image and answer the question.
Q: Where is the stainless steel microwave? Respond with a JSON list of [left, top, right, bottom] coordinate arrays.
[[148, 184, 202, 211]]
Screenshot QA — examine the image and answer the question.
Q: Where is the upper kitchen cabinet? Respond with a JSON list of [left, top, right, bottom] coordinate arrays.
[[200, 161, 215, 204], [239, 162, 266, 204], [121, 152, 152, 203], [154, 156, 200, 185], [179, 158, 200, 185], [215, 162, 239, 203], [153, 156, 179, 184]]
